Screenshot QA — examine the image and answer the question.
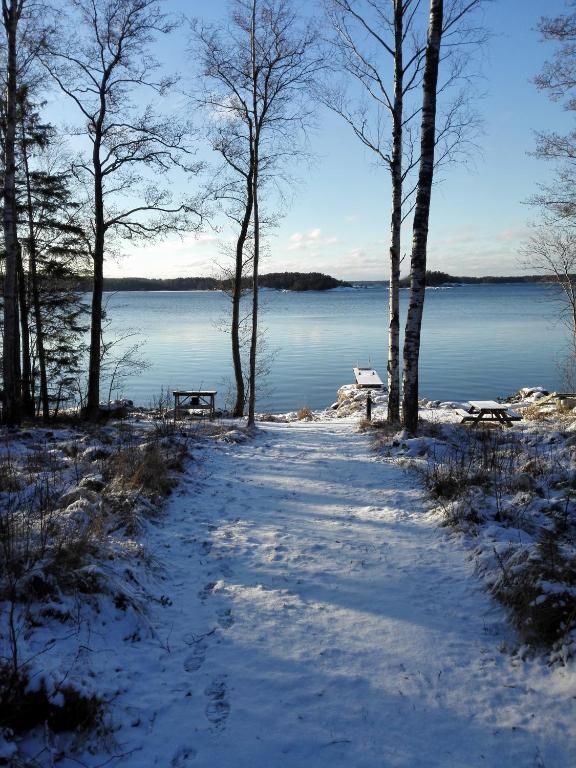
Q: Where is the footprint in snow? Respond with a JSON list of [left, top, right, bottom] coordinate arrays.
[[204, 678, 230, 729], [198, 581, 217, 601], [215, 561, 234, 578], [200, 540, 213, 555], [183, 640, 207, 672], [216, 608, 234, 629], [170, 746, 197, 766]]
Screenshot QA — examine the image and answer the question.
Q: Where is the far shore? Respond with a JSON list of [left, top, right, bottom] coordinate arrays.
[[95, 270, 562, 292]]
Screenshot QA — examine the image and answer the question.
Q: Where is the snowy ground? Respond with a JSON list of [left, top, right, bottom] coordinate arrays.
[[20, 417, 574, 767]]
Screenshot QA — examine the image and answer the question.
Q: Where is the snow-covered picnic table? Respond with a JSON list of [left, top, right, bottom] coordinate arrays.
[[457, 400, 522, 426], [173, 390, 217, 419]]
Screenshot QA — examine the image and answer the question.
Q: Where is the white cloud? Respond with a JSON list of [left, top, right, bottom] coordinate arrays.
[[427, 225, 532, 277], [106, 232, 223, 278], [286, 228, 339, 251], [104, 219, 532, 282]]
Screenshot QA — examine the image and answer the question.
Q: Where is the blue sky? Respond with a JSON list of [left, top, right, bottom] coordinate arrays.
[[103, 0, 572, 280]]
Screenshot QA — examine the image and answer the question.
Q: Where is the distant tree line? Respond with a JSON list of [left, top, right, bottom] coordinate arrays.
[[72, 272, 350, 293], [252, 272, 350, 291], [397, 271, 568, 287]]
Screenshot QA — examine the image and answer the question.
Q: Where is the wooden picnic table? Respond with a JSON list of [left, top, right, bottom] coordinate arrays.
[[173, 390, 217, 421], [457, 400, 522, 426]]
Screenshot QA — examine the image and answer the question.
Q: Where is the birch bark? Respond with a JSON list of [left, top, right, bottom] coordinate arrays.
[[231, 160, 254, 417], [401, 0, 443, 434], [387, 0, 404, 423], [247, 0, 260, 426]]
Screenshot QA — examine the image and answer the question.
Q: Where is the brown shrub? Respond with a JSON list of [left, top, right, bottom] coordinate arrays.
[[296, 407, 313, 421], [107, 443, 176, 498]]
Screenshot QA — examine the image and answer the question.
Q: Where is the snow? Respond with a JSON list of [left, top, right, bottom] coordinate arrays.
[[4, 416, 574, 766]]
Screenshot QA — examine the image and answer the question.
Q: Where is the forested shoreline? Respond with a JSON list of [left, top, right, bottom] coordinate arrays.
[[86, 270, 568, 292], [395, 270, 571, 287], [79, 272, 352, 292]]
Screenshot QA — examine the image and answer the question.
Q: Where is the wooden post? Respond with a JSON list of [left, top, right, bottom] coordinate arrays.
[[366, 393, 372, 422]]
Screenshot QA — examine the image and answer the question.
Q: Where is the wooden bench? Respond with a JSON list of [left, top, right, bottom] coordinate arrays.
[[455, 409, 477, 421]]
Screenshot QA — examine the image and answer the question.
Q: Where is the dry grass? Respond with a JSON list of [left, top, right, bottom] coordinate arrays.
[[0, 663, 103, 735], [0, 454, 22, 492], [296, 406, 313, 421], [106, 444, 175, 498], [259, 413, 285, 422], [522, 398, 576, 423], [416, 425, 576, 653], [104, 430, 188, 496], [0, 423, 192, 746], [491, 533, 576, 648]]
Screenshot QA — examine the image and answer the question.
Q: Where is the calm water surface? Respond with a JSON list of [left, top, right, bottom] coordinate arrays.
[[103, 283, 570, 412]]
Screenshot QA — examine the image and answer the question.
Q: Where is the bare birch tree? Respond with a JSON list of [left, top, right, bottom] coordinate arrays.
[[523, 226, 576, 338], [41, 0, 203, 420], [533, 2, 576, 221], [521, 225, 576, 389], [324, 0, 481, 424], [528, 3, 576, 386], [401, 0, 483, 434], [195, 0, 321, 424], [323, 0, 426, 423], [401, 0, 443, 434]]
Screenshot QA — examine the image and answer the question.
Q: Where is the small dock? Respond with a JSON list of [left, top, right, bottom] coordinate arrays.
[[353, 367, 384, 389]]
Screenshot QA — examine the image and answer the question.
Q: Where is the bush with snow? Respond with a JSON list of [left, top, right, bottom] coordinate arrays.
[[409, 419, 576, 657], [0, 423, 192, 760]]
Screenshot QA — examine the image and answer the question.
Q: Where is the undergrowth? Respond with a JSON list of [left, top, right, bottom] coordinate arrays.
[[296, 406, 313, 421], [413, 423, 576, 657], [0, 422, 191, 756]]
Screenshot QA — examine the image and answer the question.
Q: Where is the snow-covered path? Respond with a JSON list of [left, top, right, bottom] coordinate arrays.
[[108, 421, 574, 768]]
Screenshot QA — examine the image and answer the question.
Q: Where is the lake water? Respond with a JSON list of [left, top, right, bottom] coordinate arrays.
[[102, 283, 571, 412]]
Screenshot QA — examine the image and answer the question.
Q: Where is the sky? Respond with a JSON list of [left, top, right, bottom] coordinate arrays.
[[79, 0, 574, 281]]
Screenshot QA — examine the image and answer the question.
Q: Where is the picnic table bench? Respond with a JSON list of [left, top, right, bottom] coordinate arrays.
[[173, 390, 217, 421], [457, 400, 522, 427], [528, 392, 576, 410]]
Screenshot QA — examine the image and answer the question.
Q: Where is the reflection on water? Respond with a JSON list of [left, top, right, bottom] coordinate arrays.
[[102, 284, 569, 412]]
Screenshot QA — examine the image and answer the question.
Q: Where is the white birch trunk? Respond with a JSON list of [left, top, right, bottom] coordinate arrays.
[[387, 0, 404, 423], [401, 0, 443, 434], [247, 0, 259, 427]]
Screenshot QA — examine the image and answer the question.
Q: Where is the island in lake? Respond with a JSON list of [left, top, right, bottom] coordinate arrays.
[[395, 270, 565, 287], [98, 271, 352, 292]]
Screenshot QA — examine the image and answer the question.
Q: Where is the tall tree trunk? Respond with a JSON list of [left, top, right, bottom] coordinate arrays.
[[21, 129, 50, 420], [247, 0, 259, 427], [85, 127, 105, 420], [1, 0, 22, 426], [28, 254, 49, 420], [231, 163, 254, 417], [401, 0, 443, 435], [247, 166, 259, 427], [387, 0, 404, 423], [16, 245, 33, 416]]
